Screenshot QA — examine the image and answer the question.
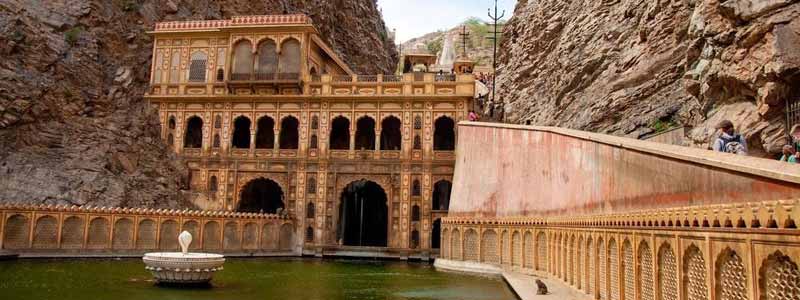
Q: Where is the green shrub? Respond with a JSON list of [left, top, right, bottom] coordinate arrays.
[[651, 119, 677, 134], [426, 39, 442, 54], [64, 26, 83, 46], [122, 0, 139, 12]]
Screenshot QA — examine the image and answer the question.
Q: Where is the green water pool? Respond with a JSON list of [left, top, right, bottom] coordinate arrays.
[[0, 258, 517, 300]]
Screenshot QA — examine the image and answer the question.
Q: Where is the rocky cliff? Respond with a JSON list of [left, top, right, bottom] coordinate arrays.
[[0, 0, 397, 208], [496, 0, 800, 156]]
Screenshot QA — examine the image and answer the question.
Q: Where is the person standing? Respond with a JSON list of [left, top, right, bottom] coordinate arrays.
[[712, 120, 748, 155], [780, 145, 798, 163]]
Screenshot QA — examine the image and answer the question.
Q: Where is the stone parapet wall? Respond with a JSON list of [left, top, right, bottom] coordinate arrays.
[[439, 198, 800, 300], [0, 204, 296, 256], [450, 122, 800, 217]]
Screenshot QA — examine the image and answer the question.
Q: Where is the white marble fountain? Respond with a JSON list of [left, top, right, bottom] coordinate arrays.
[[142, 231, 225, 285]]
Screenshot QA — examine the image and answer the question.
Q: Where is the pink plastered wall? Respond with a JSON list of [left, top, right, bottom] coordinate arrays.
[[449, 122, 800, 217]]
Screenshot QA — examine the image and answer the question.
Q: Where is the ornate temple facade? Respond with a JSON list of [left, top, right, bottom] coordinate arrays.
[[144, 15, 474, 257]]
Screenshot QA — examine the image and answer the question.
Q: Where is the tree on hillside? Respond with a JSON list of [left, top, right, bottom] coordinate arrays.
[[464, 17, 505, 49]]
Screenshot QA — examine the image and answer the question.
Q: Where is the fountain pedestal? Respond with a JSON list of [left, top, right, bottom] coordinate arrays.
[[142, 231, 225, 285]]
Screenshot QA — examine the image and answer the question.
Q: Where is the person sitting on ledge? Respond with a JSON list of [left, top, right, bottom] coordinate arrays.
[[468, 110, 479, 122], [712, 120, 748, 155], [780, 144, 798, 163]]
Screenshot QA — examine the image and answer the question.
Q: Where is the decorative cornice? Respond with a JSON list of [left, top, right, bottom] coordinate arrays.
[[154, 14, 311, 32], [444, 199, 800, 231], [0, 203, 290, 220]]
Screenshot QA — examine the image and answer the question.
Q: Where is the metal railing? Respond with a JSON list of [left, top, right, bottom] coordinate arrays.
[[228, 72, 301, 81], [230, 73, 251, 81], [435, 74, 456, 82], [254, 72, 276, 81], [357, 75, 378, 82], [332, 75, 353, 83], [383, 75, 402, 82], [277, 73, 300, 80]]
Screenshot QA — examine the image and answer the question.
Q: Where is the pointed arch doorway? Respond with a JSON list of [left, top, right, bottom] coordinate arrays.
[[337, 180, 388, 247]]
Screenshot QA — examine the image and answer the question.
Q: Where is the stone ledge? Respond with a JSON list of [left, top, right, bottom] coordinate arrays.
[[434, 258, 503, 275], [502, 271, 591, 300], [458, 121, 800, 185], [434, 259, 591, 300]]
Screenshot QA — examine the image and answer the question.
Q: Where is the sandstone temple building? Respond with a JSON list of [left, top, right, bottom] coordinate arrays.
[[143, 14, 474, 257]]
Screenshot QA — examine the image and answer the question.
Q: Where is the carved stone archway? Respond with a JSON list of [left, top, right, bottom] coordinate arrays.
[[333, 174, 393, 247], [235, 173, 288, 212]]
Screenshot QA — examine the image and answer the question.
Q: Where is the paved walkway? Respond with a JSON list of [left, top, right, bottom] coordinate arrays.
[[0, 251, 19, 260], [502, 271, 590, 300]]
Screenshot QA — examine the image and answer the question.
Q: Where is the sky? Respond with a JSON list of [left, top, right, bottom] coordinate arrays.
[[377, 0, 517, 43]]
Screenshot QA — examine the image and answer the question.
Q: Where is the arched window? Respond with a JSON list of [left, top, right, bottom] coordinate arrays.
[[306, 202, 315, 219], [169, 50, 181, 83], [413, 135, 422, 150], [380, 116, 402, 150], [309, 134, 318, 149], [213, 134, 220, 148], [307, 177, 316, 194], [305, 227, 314, 242], [214, 115, 221, 128], [188, 51, 207, 82], [414, 116, 422, 130], [311, 116, 319, 130], [256, 39, 278, 79], [279, 39, 301, 79], [232, 116, 251, 149], [330, 116, 350, 150], [412, 179, 421, 196], [432, 180, 452, 210], [433, 116, 455, 151], [168, 117, 176, 129], [410, 230, 420, 249], [153, 51, 164, 83], [255, 116, 275, 149], [411, 205, 420, 221], [355, 116, 376, 150], [231, 40, 254, 79], [209, 176, 218, 192], [183, 116, 203, 148], [279, 116, 299, 149]]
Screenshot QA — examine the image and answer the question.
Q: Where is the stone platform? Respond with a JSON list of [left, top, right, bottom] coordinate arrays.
[[502, 271, 590, 300], [434, 258, 590, 300], [0, 251, 18, 260]]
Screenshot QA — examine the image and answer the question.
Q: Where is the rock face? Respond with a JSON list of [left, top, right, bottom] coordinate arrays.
[[495, 0, 800, 156], [0, 0, 397, 208]]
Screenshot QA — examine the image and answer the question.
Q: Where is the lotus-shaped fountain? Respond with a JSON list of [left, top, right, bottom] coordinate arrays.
[[142, 231, 225, 285]]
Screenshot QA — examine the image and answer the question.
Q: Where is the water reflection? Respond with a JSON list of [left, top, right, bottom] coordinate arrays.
[[0, 258, 516, 300]]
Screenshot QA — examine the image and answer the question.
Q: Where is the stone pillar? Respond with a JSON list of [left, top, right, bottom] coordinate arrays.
[[274, 128, 280, 150], [249, 132, 256, 157], [374, 130, 381, 159], [349, 130, 355, 150]]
